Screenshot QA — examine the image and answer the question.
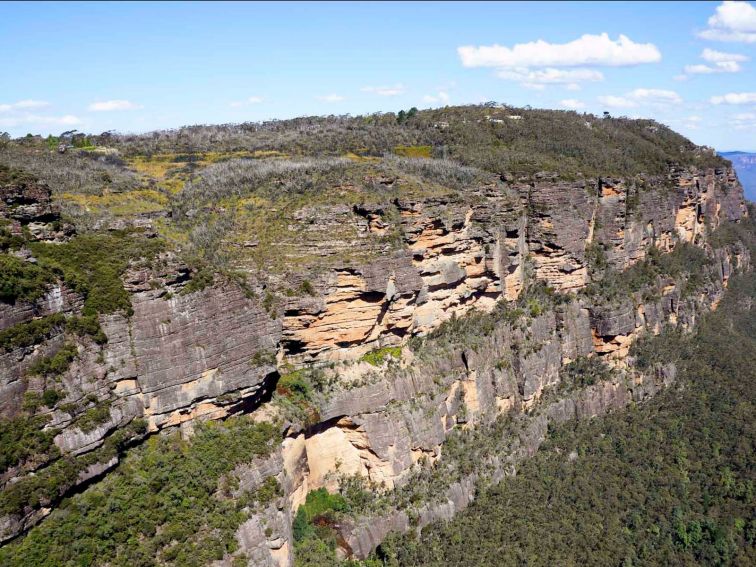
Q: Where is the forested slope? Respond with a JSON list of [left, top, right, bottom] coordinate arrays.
[[377, 231, 756, 566]]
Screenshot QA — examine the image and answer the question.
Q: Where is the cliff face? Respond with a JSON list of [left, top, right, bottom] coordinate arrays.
[[0, 161, 750, 561], [281, 165, 746, 365]]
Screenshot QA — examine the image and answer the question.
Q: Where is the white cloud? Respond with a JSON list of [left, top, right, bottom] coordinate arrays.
[[13, 100, 50, 110], [681, 48, 748, 76], [598, 95, 638, 108], [701, 48, 749, 62], [684, 61, 742, 74], [560, 99, 586, 110], [88, 100, 143, 111], [361, 84, 405, 96], [599, 88, 682, 108], [422, 91, 450, 104], [0, 100, 50, 112], [681, 115, 703, 130], [458, 33, 661, 68], [699, 1, 756, 43], [0, 100, 77, 131], [629, 88, 682, 104], [316, 94, 345, 103], [731, 111, 756, 130], [230, 96, 264, 108], [710, 92, 756, 104], [495, 67, 603, 88], [0, 114, 81, 128]]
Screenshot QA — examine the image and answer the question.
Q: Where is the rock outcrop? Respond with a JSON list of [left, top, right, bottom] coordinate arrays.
[[0, 163, 750, 558]]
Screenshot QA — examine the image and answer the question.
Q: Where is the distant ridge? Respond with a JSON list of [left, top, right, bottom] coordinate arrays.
[[720, 151, 756, 201]]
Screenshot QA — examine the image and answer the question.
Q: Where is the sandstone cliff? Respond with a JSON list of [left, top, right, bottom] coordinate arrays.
[[0, 154, 750, 565]]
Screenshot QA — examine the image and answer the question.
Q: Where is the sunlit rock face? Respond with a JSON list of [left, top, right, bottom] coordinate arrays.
[[0, 162, 749, 554]]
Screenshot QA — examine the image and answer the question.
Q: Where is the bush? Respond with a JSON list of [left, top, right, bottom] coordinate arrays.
[[180, 267, 214, 295], [277, 370, 312, 399], [0, 313, 107, 353], [0, 254, 53, 303], [293, 488, 349, 546], [41, 389, 64, 407], [360, 346, 402, 367], [560, 356, 614, 390], [27, 343, 78, 377], [75, 402, 112, 433], [0, 313, 66, 351], [0, 414, 59, 474]]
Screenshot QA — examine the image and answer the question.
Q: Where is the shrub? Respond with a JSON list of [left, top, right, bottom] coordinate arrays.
[[0, 414, 59, 474], [27, 343, 78, 378], [293, 488, 348, 543], [276, 370, 312, 399], [0, 313, 66, 351], [0, 313, 107, 354], [360, 346, 402, 366], [0, 254, 53, 303], [42, 389, 64, 408], [75, 402, 112, 433], [560, 356, 614, 390], [181, 267, 214, 295]]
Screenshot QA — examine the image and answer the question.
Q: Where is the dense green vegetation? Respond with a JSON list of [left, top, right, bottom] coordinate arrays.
[[0, 419, 148, 518], [0, 418, 279, 567], [376, 272, 756, 566], [0, 254, 53, 303], [360, 346, 402, 367], [292, 488, 383, 567], [0, 414, 59, 474], [28, 230, 164, 316], [0, 313, 106, 352], [27, 343, 78, 378], [293, 488, 349, 544], [0, 228, 164, 318], [584, 243, 713, 303]]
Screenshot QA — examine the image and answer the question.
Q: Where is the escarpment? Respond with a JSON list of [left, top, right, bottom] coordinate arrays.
[[0, 125, 752, 565]]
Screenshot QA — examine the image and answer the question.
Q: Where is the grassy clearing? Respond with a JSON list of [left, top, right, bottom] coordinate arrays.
[[394, 145, 432, 158], [59, 189, 169, 216]]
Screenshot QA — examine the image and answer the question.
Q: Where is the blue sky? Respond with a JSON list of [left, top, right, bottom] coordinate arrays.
[[2, 1, 756, 150]]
